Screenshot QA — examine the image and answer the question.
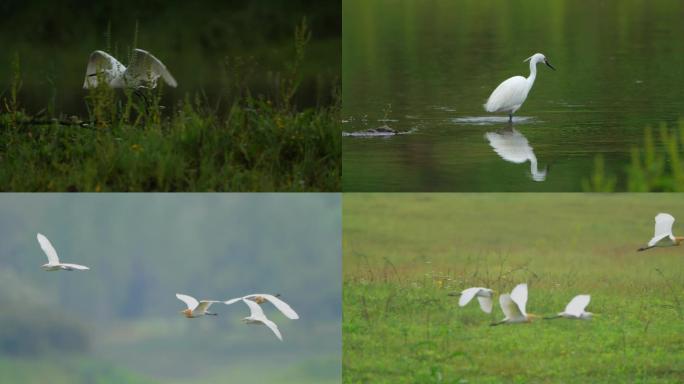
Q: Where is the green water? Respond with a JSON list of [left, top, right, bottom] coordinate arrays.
[[342, 0, 684, 191]]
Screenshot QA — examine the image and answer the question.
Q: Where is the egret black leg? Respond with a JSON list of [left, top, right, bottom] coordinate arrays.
[[508, 113, 513, 123]]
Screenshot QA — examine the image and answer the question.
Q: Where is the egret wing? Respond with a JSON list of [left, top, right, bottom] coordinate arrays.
[[196, 300, 217, 313], [510, 283, 528, 315], [477, 295, 493, 313], [245, 294, 299, 319], [176, 293, 199, 310], [484, 76, 528, 113], [499, 294, 524, 321], [260, 318, 283, 341], [60, 263, 89, 271], [83, 50, 124, 88], [127, 49, 178, 87], [564, 295, 590, 317], [458, 287, 481, 307], [36, 233, 60, 265], [242, 298, 266, 318], [224, 297, 242, 305], [649, 213, 675, 246]]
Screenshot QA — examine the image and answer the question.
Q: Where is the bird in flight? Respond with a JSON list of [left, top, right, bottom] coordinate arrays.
[[83, 48, 177, 90], [36, 233, 89, 271], [176, 293, 219, 318], [638, 213, 683, 251]]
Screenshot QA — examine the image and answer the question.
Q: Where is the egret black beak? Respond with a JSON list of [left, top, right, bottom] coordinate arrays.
[[545, 60, 556, 71]]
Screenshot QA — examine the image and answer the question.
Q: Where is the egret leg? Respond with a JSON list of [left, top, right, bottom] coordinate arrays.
[[206, 312, 218, 316], [508, 113, 513, 123]]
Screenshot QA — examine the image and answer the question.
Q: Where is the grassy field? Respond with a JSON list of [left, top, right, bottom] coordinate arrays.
[[343, 194, 684, 383], [0, 21, 340, 192]]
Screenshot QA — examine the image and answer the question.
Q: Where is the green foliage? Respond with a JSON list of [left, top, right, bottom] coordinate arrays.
[[0, 23, 340, 191], [343, 194, 684, 383], [585, 122, 684, 192], [581, 155, 616, 192]]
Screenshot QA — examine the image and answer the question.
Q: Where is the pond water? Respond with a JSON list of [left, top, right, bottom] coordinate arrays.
[[342, 0, 684, 191]]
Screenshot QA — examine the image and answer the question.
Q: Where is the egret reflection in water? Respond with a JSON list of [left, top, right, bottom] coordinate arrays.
[[485, 126, 547, 182]]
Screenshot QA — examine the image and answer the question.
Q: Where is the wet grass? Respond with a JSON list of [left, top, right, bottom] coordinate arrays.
[[343, 194, 684, 383], [0, 21, 340, 191]]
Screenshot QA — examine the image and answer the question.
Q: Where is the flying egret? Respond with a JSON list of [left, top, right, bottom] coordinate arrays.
[[485, 128, 547, 181], [176, 293, 219, 318], [484, 53, 555, 122], [224, 294, 299, 320], [545, 294, 593, 320], [83, 48, 178, 89], [455, 287, 494, 313], [491, 283, 539, 325], [241, 298, 283, 341], [36, 233, 89, 271], [638, 213, 683, 251]]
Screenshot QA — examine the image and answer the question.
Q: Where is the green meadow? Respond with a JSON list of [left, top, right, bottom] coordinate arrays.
[[343, 194, 684, 383]]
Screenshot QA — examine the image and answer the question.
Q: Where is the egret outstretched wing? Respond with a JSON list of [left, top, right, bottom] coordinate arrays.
[[649, 213, 675, 246], [458, 287, 481, 307], [176, 293, 199, 310], [499, 294, 525, 321], [477, 296, 493, 314], [564, 295, 590, 317], [83, 50, 125, 88], [243, 299, 282, 340], [60, 263, 90, 271], [127, 49, 177, 87], [37, 233, 60, 265], [243, 294, 299, 319], [510, 283, 528, 315]]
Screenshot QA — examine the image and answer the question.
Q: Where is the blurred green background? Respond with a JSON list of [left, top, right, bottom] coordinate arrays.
[[0, 194, 341, 383], [0, 0, 340, 115], [343, 0, 684, 191]]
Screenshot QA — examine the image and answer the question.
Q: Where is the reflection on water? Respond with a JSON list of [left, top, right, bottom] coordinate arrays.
[[485, 126, 547, 182], [343, 0, 684, 191]]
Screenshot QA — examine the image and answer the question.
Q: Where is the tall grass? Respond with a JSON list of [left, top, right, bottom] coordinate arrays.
[[584, 121, 684, 192], [0, 21, 340, 191]]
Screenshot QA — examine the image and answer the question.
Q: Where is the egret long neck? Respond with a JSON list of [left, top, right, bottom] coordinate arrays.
[[527, 59, 537, 84]]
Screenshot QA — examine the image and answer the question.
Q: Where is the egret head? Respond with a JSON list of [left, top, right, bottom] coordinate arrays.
[[524, 53, 555, 71], [180, 309, 193, 318], [526, 313, 541, 322], [675, 237, 684, 245], [581, 312, 594, 320]]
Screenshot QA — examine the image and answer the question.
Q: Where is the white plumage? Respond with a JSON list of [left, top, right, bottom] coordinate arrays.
[[37, 233, 89, 271], [484, 53, 555, 122], [458, 287, 494, 313], [83, 48, 177, 89]]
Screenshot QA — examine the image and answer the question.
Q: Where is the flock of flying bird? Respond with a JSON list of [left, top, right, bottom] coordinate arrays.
[[454, 212, 682, 325], [35, 233, 298, 341]]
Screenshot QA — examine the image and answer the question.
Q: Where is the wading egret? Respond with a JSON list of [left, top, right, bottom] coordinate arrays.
[[456, 287, 494, 313], [638, 213, 684, 251], [545, 294, 593, 320], [176, 293, 219, 318], [224, 294, 299, 319], [83, 48, 178, 89], [241, 298, 283, 341], [36, 233, 89, 271], [484, 53, 555, 122], [485, 127, 547, 181], [491, 283, 538, 325]]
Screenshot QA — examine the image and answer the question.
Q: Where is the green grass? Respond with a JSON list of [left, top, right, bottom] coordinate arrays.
[[343, 194, 684, 383], [0, 356, 157, 384], [0, 21, 340, 192]]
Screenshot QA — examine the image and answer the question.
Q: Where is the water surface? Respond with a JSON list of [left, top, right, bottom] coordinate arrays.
[[343, 0, 684, 191]]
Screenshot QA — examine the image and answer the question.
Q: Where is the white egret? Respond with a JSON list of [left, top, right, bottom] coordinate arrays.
[[491, 283, 539, 325], [36, 233, 89, 271], [484, 53, 555, 122], [176, 293, 219, 318], [224, 294, 299, 320], [545, 294, 593, 320], [638, 213, 683, 251], [83, 48, 177, 89], [456, 287, 494, 313], [241, 298, 283, 341], [485, 128, 547, 181]]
